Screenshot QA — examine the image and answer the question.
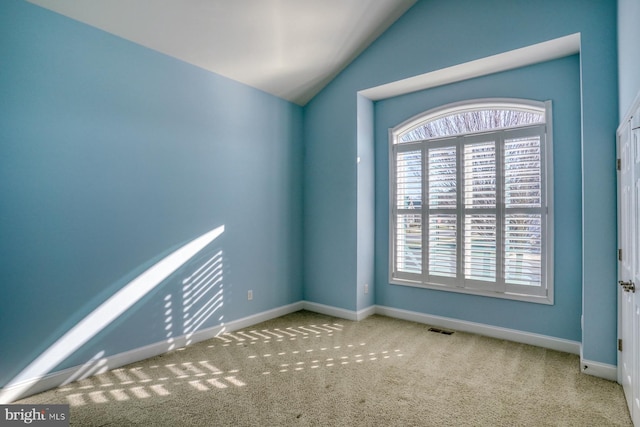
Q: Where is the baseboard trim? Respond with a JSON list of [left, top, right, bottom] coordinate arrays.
[[301, 301, 376, 321], [356, 305, 377, 321], [580, 356, 618, 381], [302, 301, 359, 320], [300, 303, 581, 356], [0, 301, 303, 404], [375, 305, 581, 355]]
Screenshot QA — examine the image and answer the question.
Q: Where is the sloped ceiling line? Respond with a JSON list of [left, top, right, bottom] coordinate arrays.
[[27, 0, 417, 105]]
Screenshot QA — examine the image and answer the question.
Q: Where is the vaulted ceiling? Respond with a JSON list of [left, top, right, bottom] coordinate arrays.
[[27, 0, 417, 105]]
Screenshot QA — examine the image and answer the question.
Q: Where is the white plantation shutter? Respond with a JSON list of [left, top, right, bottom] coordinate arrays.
[[505, 214, 541, 286], [428, 146, 457, 209], [390, 100, 552, 303], [502, 127, 546, 296], [428, 214, 456, 278], [427, 146, 457, 279], [463, 139, 497, 287], [394, 149, 422, 278]]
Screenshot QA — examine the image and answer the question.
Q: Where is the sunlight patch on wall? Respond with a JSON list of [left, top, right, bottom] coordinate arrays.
[[0, 225, 225, 404]]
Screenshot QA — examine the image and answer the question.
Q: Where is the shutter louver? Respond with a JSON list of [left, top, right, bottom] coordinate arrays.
[[396, 151, 422, 209], [505, 214, 542, 286], [504, 137, 541, 208], [396, 214, 422, 274], [428, 147, 457, 209], [464, 215, 497, 281], [429, 215, 456, 277], [464, 142, 496, 208]]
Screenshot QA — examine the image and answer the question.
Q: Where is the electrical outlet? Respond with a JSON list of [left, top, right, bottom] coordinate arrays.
[[248, 290, 253, 300], [364, 284, 369, 294]]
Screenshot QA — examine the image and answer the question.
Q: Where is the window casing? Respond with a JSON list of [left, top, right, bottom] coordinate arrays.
[[389, 99, 553, 304]]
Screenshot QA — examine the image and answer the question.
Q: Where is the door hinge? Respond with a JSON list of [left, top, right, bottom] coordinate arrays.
[[617, 158, 621, 170], [619, 338, 623, 352], [619, 248, 623, 261]]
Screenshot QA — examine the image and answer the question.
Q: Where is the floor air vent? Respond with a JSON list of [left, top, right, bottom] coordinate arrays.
[[428, 327, 454, 335]]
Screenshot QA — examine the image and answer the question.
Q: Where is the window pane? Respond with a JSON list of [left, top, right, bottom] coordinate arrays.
[[505, 214, 542, 286], [429, 214, 456, 277], [464, 142, 496, 208], [396, 214, 422, 274], [428, 146, 456, 209], [464, 215, 496, 281], [505, 136, 541, 208], [396, 151, 422, 209], [400, 108, 544, 142]]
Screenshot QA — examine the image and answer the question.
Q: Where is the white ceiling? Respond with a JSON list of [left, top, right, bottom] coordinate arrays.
[[27, 0, 417, 105]]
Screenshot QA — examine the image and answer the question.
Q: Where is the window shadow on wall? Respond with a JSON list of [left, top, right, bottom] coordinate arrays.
[[0, 225, 226, 404]]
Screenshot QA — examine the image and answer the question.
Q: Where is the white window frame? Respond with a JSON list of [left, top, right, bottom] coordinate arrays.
[[389, 99, 554, 304]]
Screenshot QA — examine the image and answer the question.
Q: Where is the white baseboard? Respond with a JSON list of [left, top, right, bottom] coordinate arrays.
[[301, 301, 358, 320], [300, 303, 581, 356], [0, 301, 303, 404], [374, 305, 582, 355], [356, 305, 377, 320], [580, 351, 618, 382], [301, 301, 376, 321]]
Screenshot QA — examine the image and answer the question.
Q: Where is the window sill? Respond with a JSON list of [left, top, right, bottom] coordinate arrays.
[[389, 278, 553, 305]]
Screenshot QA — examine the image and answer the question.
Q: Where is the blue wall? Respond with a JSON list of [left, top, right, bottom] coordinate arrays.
[[302, 85, 359, 308], [0, 0, 303, 388], [356, 94, 376, 310], [304, 0, 618, 364], [619, 0, 640, 117], [375, 56, 582, 340]]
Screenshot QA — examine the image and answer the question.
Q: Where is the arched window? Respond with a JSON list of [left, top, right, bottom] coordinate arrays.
[[389, 99, 553, 303]]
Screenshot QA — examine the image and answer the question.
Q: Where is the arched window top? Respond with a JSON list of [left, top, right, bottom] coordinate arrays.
[[395, 99, 546, 143]]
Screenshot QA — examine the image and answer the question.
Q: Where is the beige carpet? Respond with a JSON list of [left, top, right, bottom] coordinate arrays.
[[18, 310, 632, 426]]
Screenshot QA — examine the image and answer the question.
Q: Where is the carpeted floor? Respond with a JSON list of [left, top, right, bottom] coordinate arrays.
[[17, 311, 633, 426]]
